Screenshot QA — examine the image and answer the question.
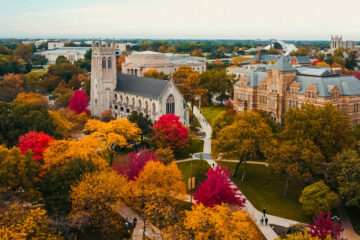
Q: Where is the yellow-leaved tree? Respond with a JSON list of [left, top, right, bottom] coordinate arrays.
[[69, 170, 127, 237], [84, 118, 141, 165], [0, 204, 62, 240], [276, 231, 334, 240], [14, 92, 49, 107], [124, 161, 186, 238], [183, 204, 264, 240]]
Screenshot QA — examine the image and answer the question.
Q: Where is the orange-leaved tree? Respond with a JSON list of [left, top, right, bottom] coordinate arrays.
[[15, 92, 49, 107]]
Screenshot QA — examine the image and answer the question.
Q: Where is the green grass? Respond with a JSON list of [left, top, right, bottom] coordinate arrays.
[[177, 160, 210, 193], [347, 206, 360, 235], [200, 105, 226, 124], [218, 161, 312, 223], [175, 138, 204, 159]]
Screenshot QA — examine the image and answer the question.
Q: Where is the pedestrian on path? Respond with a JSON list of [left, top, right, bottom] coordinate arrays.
[[125, 217, 129, 229], [212, 163, 215, 168], [265, 217, 268, 226], [133, 217, 137, 229], [260, 217, 264, 225], [263, 208, 266, 217]]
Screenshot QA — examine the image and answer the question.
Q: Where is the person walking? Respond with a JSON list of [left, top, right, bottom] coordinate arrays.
[[265, 217, 268, 226], [263, 208, 266, 217], [133, 217, 137, 229], [260, 217, 264, 225]]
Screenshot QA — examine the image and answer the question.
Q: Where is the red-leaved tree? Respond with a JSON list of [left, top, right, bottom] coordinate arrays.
[[114, 148, 158, 180], [194, 166, 246, 208], [68, 89, 90, 114], [152, 114, 189, 150], [354, 71, 360, 80], [308, 211, 344, 240], [18, 131, 54, 161]]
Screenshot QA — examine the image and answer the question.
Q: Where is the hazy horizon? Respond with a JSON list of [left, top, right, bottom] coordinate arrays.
[[1, 0, 360, 41]]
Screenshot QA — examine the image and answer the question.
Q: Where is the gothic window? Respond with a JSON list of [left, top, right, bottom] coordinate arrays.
[[120, 95, 123, 104], [166, 95, 175, 114], [138, 100, 142, 110], [108, 57, 112, 69], [102, 57, 106, 69], [132, 98, 135, 109], [114, 94, 117, 100], [145, 101, 149, 113], [152, 103, 156, 115], [126, 96, 129, 106]]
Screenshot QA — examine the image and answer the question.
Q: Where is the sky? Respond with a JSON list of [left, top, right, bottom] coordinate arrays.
[[1, 0, 360, 40]]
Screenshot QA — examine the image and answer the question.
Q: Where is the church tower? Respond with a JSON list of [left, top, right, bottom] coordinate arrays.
[[90, 40, 116, 117]]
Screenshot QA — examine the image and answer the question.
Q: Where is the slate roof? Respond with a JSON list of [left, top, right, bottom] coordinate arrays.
[[296, 67, 332, 77], [253, 55, 279, 62], [296, 75, 360, 97], [245, 71, 268, 87], [115, 73, 169, 99], [293, 55, 310, 64], [270, 56, 295, 72]]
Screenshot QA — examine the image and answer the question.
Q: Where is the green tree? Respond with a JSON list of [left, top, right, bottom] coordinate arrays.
[[265, 139, 323, 197], [200, 69, 237, 105], [128, 111, 152, 136], [282, 104, 351, 161], [266, 48, 280, 55], [40, 158, 96, 217], [328, 150, 360, 207], [0, 146, 40, 202], [212, 111, 273, 181], [74, 58, 91, 72], [21, 71, 44, 92], [346, 50, 358, 70], [47, 62, 82, 83], [299, 181, 339, 215], [14, 44, 33, 63], [84, 49, 92, 60], [31, 54, 48, 66], [55, 56, 69, 64], [53, 81, 74, 108]]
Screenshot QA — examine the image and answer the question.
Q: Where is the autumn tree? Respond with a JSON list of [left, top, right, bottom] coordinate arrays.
[[18, 131, 54, 161], [47, 61, 82, 83], [211, 108, 237, 139], [0, 204, 62, 239], [212, 111, 272, 181], [69, 73, 88, 90], [0, 101, 57, 146], [143, 69, 169, 80], [290, 47, 310, 56], [0, 146, 40, 202], [116, 55, 125, 73], [179, 72, 207, 110], [328, 150, 360, 208], [155, 147, 175, 165], [124, 161, 186, 236], [277, 231, 333, 240], [100, 109, 113, 122], [115, 148, 158, 180], [299, 181, 339, 216], [152, 114, 189, 151], [83, 118, 141, 165], [15, 92, 48, 107], [40, 158, 96, 217], [265, 139, 323, 197], [69, 170, 127, 237], [128, 111, 153, 137], [68, 89, 89, 114], [41, 75, 61, 93], [194, 166, 246, 207], [14, 44, 33, 63], [53, 81, 74, 108], [200, 69, 237, 104], [21, 71, 44, 92], [282, 104, 351, 161], [308, 212, 344, 240], [0, 73, 24, 102], [183, 204, 263, 240]]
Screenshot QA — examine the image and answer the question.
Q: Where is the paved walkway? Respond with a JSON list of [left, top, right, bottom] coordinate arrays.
[[191, 105, 297, 240], [113, 203, 163, 240], [337, 201, 360, 240]]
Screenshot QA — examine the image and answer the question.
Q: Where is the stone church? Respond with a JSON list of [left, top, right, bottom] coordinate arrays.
[[89, 40, 189, 125]]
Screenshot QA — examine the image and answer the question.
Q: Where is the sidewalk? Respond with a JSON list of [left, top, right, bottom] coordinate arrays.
[[337, 201, 360, 240], [113, 202, 164, 240]]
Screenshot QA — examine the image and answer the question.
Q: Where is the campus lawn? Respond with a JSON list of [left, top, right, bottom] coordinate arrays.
[[200, 105, 226, 124], [175, 138, 204, 160], [218, 161, 312, 223], [347, 206, 360, 235], [177, 160, 210, 194]]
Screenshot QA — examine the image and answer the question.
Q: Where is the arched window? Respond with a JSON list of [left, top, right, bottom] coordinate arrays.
[[145, 101, 149, 113], [138, 100, 142, 110], [120, 95, 123, 104], [132, 98, 135, 109], [108, 57, 112, 69], [126, 96, 129, 106], [102, 57, 106, 69], [166, 95, 175, 114], [152, 103, 156, 115]]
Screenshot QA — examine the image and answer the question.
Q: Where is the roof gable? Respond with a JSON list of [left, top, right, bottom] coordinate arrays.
[[270, 56, 295, 72]]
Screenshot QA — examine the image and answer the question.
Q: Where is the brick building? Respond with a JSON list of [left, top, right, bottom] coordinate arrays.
[[233, 56, 360, 124], [290, 56, 311, 67]]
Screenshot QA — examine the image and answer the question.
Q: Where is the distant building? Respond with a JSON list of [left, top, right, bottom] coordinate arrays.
[[233, 56, 360, 125], [90, 41, 189, 125], [48, 41, 65, 50], [38, 47, 90, 63], [115, 43, 127, 53], [330, 35, 356, 50], [122, 51, 206, 77], [264, 40, 297, 55], [290, 56, 311, 67]]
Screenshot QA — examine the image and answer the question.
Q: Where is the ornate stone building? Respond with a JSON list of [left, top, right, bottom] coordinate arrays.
[[122, 51, 206, 77], [90, 41, 189, 125], [233, 56, 360, 124], [330, 35, 357, 50]]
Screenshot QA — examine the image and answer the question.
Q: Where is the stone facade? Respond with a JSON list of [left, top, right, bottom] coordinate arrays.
[[233, 56, 360, 125], [330, 35, 357, 50], [90, 41, 189, 125], [122, 51, 206, 77]]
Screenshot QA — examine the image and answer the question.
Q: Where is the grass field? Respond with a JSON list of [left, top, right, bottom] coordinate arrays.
[[177, 160, 210, 193], [218, 161, 312, 223], [200, 105, 226, 124], [175, 138, 204, 160]]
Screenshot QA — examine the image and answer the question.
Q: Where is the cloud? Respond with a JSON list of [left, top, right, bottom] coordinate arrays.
[[1, 0, 360, 40]]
